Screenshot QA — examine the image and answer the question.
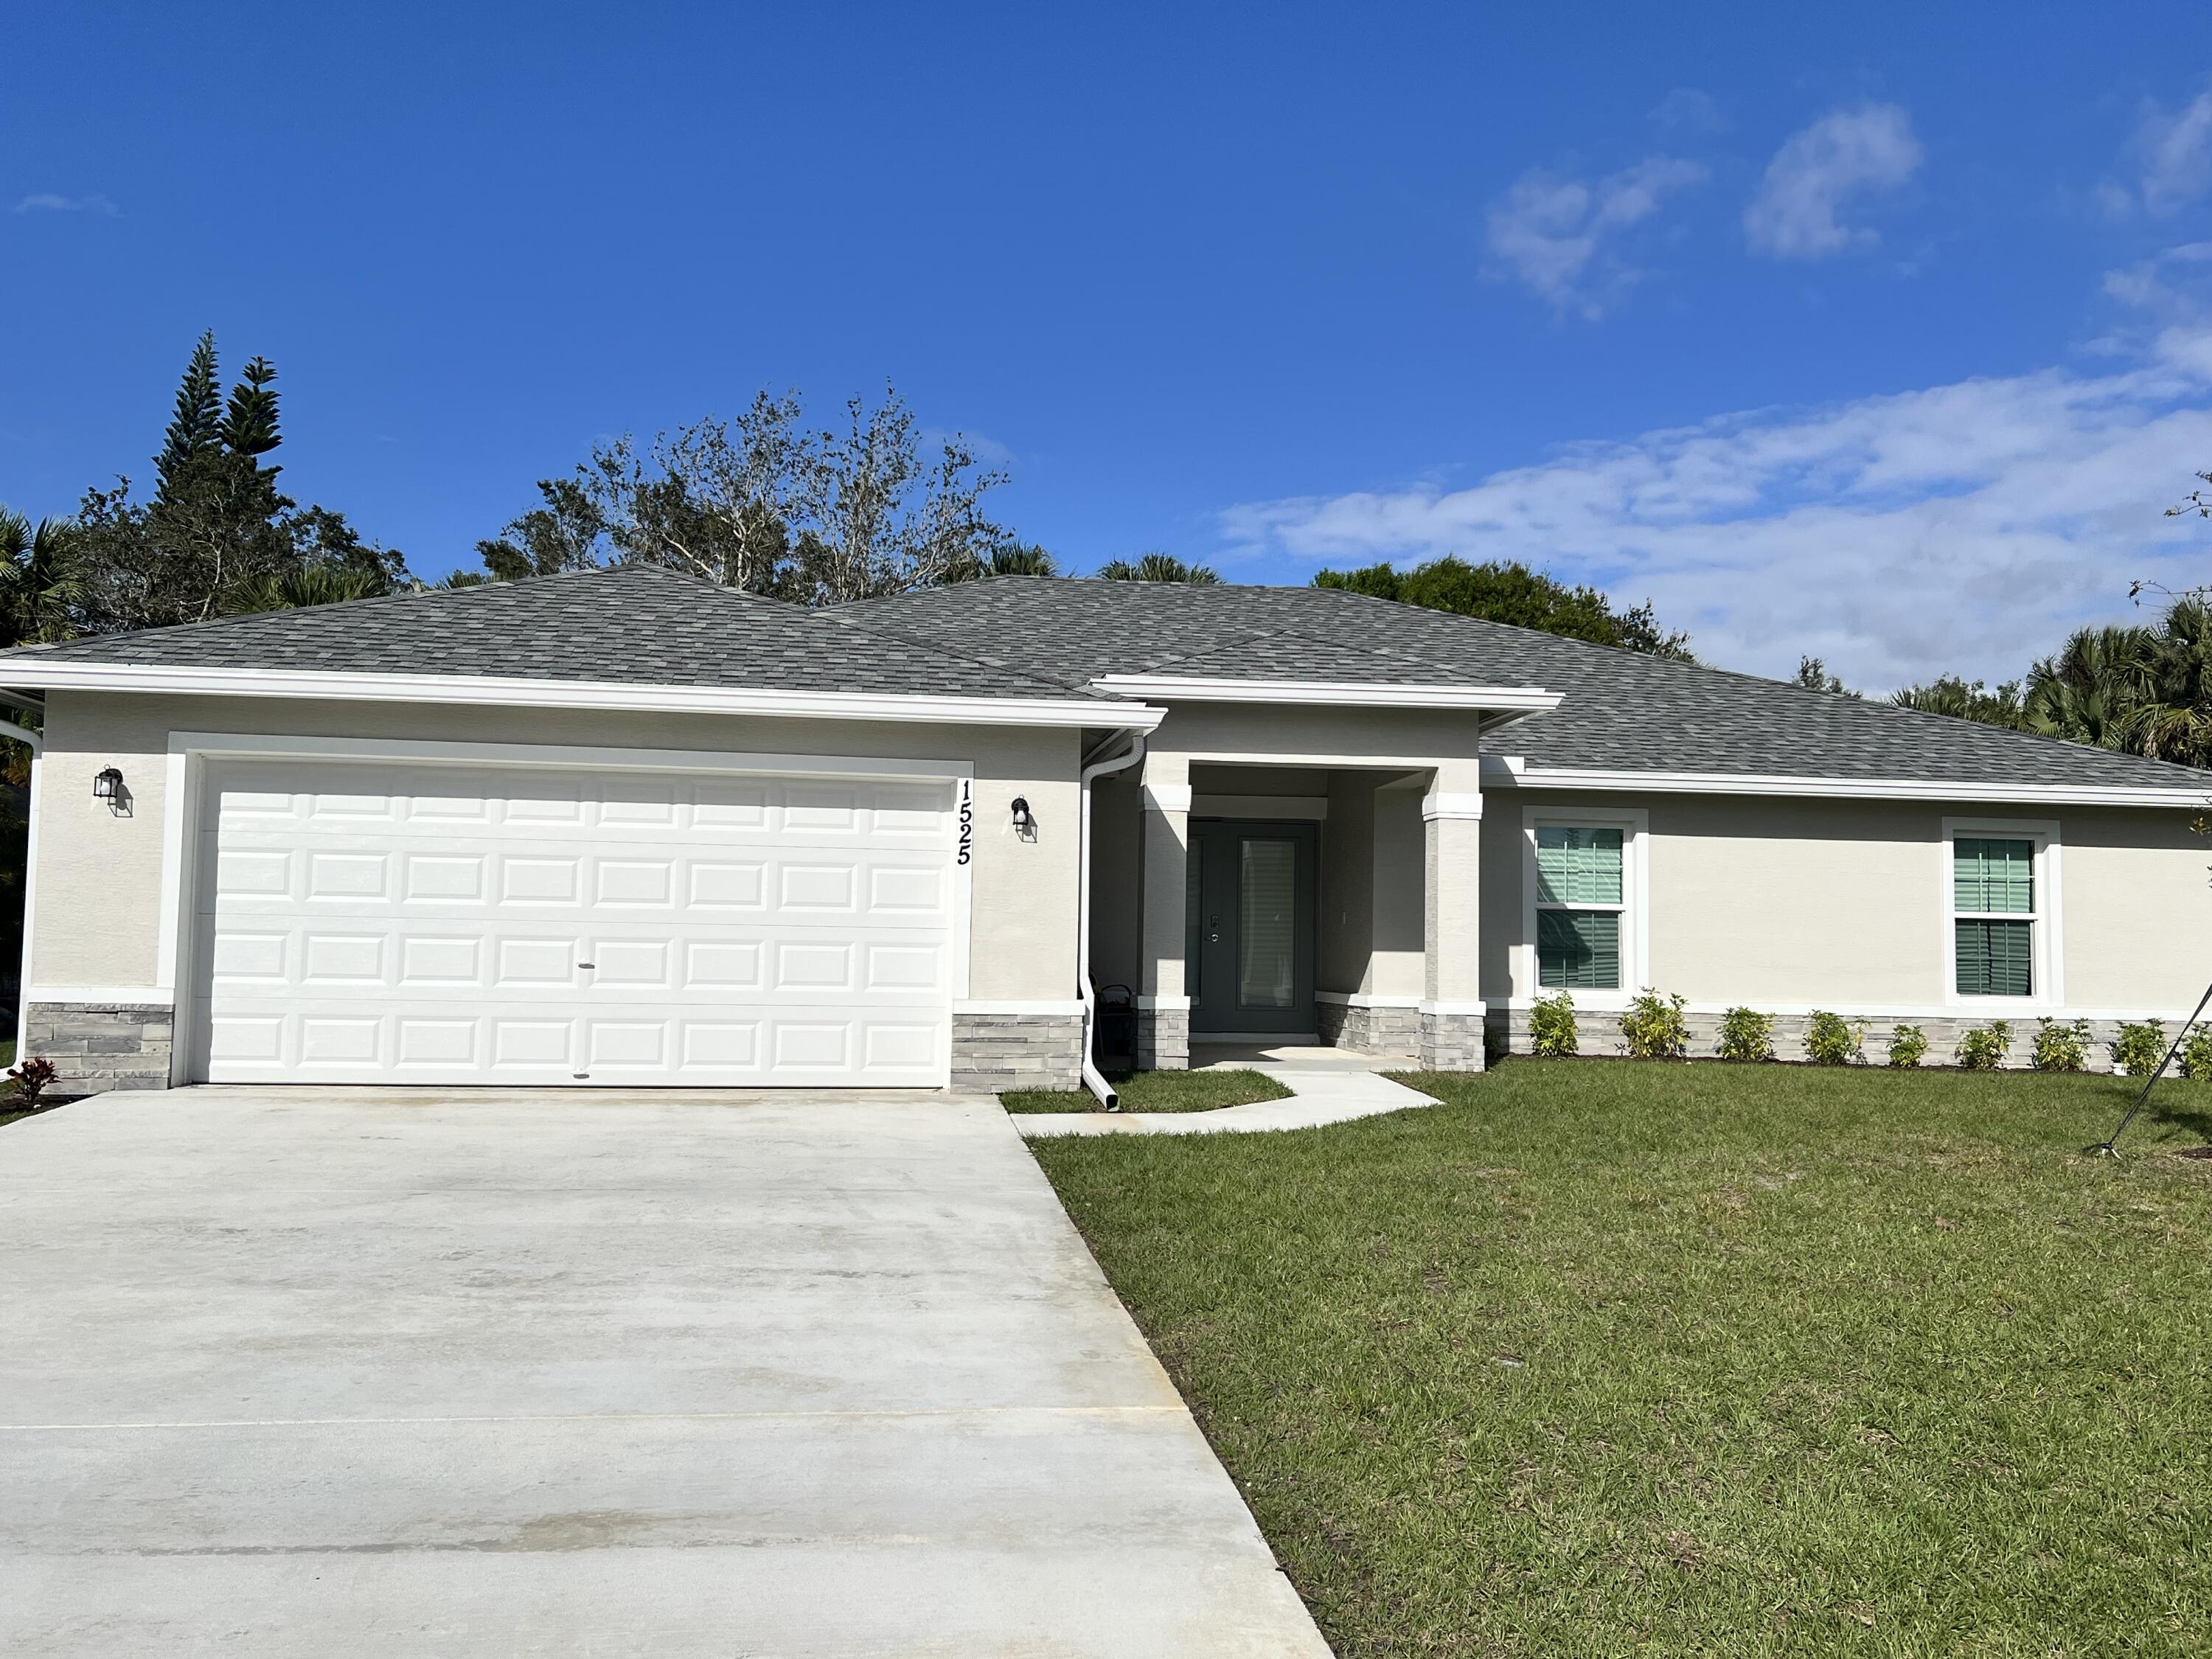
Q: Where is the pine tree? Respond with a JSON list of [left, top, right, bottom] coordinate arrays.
[[155, 331, 223, 505], [218, 357, 282, 468]]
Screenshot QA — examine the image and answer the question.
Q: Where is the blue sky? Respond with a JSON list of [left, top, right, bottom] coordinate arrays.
[[7, 3, 2212, 688]]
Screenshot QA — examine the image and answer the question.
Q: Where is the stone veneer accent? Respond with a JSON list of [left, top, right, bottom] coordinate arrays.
[[24, 1002, 175, 1095], [1137, 1008, 1190, 1071], [950, 1011, 1085, 1094], [1418, 1009, 1486, 1073], [1486, 1005, 2157, 1071], [1318, 999, 1425, 1058]]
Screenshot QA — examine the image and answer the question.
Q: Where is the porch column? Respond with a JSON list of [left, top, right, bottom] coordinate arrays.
[[1137, 756, 1192, 1070], [1421, 764, 1486, 1071]]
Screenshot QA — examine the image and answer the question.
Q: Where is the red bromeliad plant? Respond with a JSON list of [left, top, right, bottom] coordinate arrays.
[[7, 1056, 59, 1111]]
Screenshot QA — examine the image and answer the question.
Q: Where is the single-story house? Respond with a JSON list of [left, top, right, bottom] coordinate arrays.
[[4, 565, 2208, 1098]]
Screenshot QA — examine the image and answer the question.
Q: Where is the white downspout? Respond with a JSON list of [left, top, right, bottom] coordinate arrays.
[[1078, 728, 1147, 1110], [4, 716, 43, 1068]]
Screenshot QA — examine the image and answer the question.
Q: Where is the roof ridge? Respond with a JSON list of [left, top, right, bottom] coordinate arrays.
[[814, 604, 1119, 702]]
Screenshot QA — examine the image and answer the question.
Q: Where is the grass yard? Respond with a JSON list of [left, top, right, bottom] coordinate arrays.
[[1030, 1060, 2212, 1657], [999, 1066, 1292, 1114]]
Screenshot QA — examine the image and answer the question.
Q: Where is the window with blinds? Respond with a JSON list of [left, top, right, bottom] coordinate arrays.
[[1952, 835, 2036, 998], [1536, 824, 1625, 990]]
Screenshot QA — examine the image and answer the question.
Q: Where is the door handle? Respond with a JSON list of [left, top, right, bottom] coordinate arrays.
[[577, 962, 596, 970]]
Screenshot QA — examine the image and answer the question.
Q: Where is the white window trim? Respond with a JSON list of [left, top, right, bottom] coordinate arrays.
[[1519, 806, 1649, 1009], [1941, 816, 2063, 1012]]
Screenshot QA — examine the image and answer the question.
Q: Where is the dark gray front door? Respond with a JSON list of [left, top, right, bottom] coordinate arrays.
[[1187, 819, 1317, 1037]]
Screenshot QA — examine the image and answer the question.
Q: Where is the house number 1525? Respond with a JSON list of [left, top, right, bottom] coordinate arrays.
[[956, 780, 973, 866]]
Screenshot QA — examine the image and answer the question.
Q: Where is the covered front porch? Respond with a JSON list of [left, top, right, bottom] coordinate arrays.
[[1086, 754, 1489, 1074]]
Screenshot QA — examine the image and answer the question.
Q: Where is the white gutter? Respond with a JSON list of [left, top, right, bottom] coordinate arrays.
[[4, 718, 40, 1069], [1481, 755, 2211, 809], [1077, 728, 1148, 1110], [1091, 674, 1560, 712], [3, 661, 1167, 733]]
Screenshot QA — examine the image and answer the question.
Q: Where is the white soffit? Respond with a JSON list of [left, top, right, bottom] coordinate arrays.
[[1483, 755, 2209, 809], [1091, 674, 1560, 712]]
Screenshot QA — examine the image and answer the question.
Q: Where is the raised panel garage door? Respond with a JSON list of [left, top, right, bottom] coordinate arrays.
[[190, 759, 956, 1086]]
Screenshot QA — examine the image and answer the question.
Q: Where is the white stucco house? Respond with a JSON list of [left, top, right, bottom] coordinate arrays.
[[4, 565, 2208, 1099]]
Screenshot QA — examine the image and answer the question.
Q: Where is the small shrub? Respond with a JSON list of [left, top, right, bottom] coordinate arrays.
[[1529, 992, 1579, 1058], [2031, 1017, 2093, 1074], [2110, 1020, 2167, 1079], [2179, 1027, 2212, 1081], [1887, 1024, 1929, 1068], [1956, 1020, 2013, 1071], [1620, 990, 1689, 1060], [6, 1056, 60, 1112], [1804, 1010, 1863, 1066], [1715, 1006, 1775, 1062]]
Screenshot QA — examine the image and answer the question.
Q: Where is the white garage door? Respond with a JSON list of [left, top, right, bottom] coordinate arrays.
[[191, 759, 957, 1087]]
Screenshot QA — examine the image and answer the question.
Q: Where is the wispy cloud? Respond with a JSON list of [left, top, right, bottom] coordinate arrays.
[[1220, 319, 2212, 691], [2105, 82, 2212, 218], [14, 192, 117, 215], [1484, 156, 1708, 320], [1649, 88, 1726, 134], [1744, 103, 1922, 260]]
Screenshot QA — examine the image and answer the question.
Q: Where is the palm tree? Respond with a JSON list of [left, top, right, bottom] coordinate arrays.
[[1096, 552, 1221, 584], [981, 542, 1057, 577], [0, 509, 87, 648], [230, 565, 389, 613], [2023, 625, 2160, 751]]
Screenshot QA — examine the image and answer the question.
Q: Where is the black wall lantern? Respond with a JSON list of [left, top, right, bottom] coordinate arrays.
[[93, 766, 124, 802], [1011, 795, 1036, 838]]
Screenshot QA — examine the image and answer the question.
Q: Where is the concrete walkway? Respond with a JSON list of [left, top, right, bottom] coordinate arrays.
[[1014, 1043, 1439, 1138], [0, 1088, 1330, 1658]]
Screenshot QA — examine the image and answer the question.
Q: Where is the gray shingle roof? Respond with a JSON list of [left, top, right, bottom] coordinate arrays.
[[843, 577, 2212, 793], [0, 564, 1108, 703]]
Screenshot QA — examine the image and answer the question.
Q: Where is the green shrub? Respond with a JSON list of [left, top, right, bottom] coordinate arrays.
[[1620, 990, 1688, 1060], [2110, 1020, 2167, 1078], [2180, 1027, 2212, 1081], [1804, 1010, 1863, 1066], [2031, 1017, 2093, 1073], [1529, 992, 1579, 1058], [1715, 1006, 1775, 1062], [1956, 1021, 2013, 1071], [1887, 1024, 1929, 1068]]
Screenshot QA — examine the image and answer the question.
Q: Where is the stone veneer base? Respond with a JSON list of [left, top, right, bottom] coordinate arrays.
[[950, 1012, 1085, 1094], [24, 1002, 175, 1095], [1137, 1009, 1191, 1071], [1318, 1000, 1425, 1058], [1486, 1006, 2160, 1071], [1419, 1010, 1486, 1073]]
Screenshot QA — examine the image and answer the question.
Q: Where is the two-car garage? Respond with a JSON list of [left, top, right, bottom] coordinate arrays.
[[184, 757, 961, 1088]]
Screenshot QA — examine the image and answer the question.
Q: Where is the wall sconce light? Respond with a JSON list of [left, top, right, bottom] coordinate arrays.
[[1011, 796, 1036, 838], [93, 766, 124, 802]]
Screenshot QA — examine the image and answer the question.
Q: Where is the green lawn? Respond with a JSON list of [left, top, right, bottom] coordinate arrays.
[[1030, 1060, 2212, 1657], [1000, 1066, 1293, 1114]]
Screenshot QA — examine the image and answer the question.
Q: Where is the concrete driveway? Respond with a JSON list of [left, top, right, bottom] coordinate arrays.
[[0, 1088, 1329, 1658]]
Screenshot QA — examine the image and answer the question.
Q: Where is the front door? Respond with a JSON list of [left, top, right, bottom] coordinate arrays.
[[1187, 818, 1317, 1038]]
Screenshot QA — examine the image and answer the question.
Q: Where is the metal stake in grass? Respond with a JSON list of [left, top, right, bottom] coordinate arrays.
[[2090, 977, 2212, 1158]]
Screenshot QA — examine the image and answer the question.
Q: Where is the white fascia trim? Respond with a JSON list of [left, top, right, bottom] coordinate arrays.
[[1094, 675, 1561, 712], [953, 999, 1088, 1017], [27, 985, 175, 1007], [1483, 754, 2208, 809], [26, 661, 1165, 732], [1315, 991, 1422, 1008], [1422, 790, 1484, 821], [170, 731, 978, 782]]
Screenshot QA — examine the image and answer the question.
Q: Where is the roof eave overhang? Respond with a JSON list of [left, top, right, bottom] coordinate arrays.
[[1091, 674, 1562, 713], [7, 664, 1167, 732], [1484, 756, 2209, 810]]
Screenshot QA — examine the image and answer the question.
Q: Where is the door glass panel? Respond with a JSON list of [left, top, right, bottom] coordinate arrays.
[[1238, 838, 1297, 1009]]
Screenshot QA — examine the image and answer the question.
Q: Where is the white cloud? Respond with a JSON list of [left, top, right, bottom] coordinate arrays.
[[1744, 103, 1923, 260], [14, 192, 116, 215], [1650, 88, 1726, 133], [2125, 84, 2212, 216], [1484, 156, 1708, 320], [1219, 330, 2212, 692]]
